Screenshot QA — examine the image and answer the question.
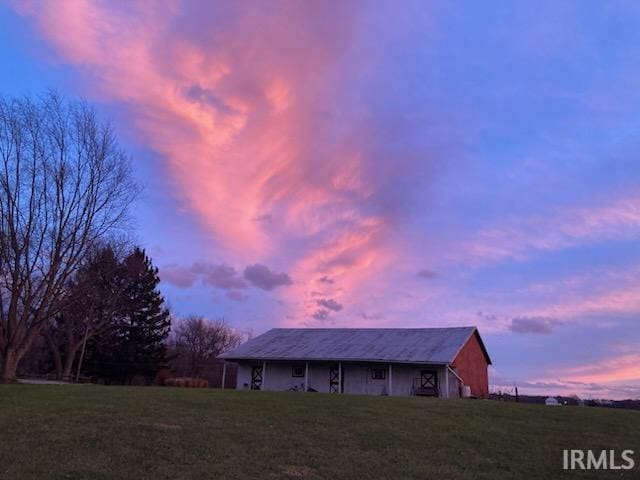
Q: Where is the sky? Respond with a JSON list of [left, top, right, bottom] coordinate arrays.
[[1, 0, 640, 399]]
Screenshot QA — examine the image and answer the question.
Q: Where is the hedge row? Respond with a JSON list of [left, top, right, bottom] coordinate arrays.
[[164, 377, 209, 388]]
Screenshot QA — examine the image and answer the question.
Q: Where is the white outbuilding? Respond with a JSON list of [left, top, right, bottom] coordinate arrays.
[[220, 327, 492, 398]]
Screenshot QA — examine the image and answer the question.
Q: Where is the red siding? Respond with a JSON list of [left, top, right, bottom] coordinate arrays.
[[452, 332, 489, 399]]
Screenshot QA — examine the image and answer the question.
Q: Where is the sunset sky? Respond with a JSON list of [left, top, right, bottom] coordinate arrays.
[[2, 1, 639, 399]]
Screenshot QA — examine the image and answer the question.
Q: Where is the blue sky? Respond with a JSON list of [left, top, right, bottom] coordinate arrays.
[[2, 1, 640, 398]]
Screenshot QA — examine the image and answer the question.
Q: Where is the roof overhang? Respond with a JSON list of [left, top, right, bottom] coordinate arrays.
[[220, 357, 451, 366], [450, 328, 492, 365]]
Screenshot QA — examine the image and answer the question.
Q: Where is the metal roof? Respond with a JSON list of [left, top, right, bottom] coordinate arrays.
[[220, 327, 491, 365]]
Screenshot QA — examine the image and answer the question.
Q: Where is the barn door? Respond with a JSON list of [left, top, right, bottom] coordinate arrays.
[[420, 370, 438, 396], [329, 366, 343, 393], [251, 366, 263, 390]]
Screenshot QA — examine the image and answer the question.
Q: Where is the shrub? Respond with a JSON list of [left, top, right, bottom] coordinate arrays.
[[163, 377, 209, 388], [155, 368, 173, 386]]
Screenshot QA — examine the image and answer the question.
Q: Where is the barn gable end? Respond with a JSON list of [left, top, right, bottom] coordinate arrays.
[[452, 331, 490, 398]]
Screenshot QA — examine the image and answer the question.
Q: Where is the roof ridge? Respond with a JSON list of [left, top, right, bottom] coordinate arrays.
[[269, 326, 477, 330]]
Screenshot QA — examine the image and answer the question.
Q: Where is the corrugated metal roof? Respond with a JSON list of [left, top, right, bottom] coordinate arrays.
[[221, 327, 489, 364]]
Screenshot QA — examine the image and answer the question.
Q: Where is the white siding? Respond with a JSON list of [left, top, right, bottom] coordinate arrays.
[[308, 364, 332, 393], [236, 364, 252, 390], [236, 362, 334, 392], [343, 364, 388, 395], [234, 361, 461, 397]]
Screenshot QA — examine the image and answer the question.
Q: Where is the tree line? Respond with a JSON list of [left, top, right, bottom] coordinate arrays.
[[0, 91, 242, 384]]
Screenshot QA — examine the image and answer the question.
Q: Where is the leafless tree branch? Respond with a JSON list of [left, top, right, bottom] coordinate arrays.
[[0, 91, 139, 381]]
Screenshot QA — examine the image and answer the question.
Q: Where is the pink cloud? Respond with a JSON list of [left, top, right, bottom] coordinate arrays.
[[562, 353, 640, 384], [446, 191, 640, 266], [463, 268, 640, 334], [26, 1, 640, 330], [14, 1, 360, 252], [491, 352, 640, 400], [512, 352, 640, 400], [15, 1, 430, 322], [468, 264, 640, 331], [491, 377, 640, 400], [527, 281, 640, 320]]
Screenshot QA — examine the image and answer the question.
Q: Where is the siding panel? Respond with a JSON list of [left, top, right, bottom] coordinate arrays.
[[452, 332, 489, 398]]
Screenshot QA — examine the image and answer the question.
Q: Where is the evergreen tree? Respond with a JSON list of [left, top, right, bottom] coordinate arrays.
[[85, 247, 170, 383], [46, 245, 126, 381]]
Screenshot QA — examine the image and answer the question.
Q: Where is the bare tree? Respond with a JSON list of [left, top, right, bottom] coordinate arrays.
[[170, 316, 242, 377], [0, 92, 138, 382], [45, 244, 128, 381]]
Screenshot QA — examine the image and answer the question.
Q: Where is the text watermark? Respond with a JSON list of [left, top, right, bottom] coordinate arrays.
[[563, 450, 635, 470]]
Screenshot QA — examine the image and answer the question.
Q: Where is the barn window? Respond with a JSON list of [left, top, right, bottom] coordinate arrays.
[[371, 369, 386, 380], [292, 365, 305, 377]]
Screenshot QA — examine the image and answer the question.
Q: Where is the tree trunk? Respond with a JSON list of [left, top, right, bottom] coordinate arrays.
[[1, 349, 19, 383], [61, 353, 75, 383], [52, 349, 63, 381]]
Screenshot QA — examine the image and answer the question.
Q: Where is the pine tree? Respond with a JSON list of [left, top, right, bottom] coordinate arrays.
[[85, 247, 171, 383], [120, 247, 171, 380]]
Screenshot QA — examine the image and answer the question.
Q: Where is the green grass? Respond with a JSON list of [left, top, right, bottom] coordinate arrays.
[[0, 386, 638, 479]]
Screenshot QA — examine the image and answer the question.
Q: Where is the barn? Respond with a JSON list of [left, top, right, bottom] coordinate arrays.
[[220, 327, 491, 398]]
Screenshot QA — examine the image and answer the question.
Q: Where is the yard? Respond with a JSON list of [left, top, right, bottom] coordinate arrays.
[[0, 385, 638, 479]]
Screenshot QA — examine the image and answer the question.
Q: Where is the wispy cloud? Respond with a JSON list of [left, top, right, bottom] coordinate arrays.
[[561, 352, 640, 385], [528, 282, 640, 321], [450, 192, 640, 265], [491, 377, 640, 400], [15, 0, 445, 321]]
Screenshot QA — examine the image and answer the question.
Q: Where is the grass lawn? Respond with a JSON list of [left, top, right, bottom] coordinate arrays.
[[0, 385, 638, 479]]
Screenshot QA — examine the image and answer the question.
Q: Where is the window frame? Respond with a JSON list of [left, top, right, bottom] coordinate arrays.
[[371, 368, 386, 380], [292, 365, 305, 377]]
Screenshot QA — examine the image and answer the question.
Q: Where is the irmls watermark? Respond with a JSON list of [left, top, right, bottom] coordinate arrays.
[[563, 450, 636, 470]]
